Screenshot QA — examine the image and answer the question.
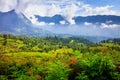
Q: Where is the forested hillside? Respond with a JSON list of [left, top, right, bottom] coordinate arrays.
[[0, 34, 120, 80], [0, 34, 93, 53]]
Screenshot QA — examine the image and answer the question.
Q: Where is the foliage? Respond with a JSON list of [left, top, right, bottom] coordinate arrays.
[[0, 34, 93, 53], [45, 62, 71, 80], [0, 34, 120, 80]]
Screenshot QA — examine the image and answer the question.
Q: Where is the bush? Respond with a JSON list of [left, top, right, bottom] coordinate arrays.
[[0, 75, 7, 80], [75, 72, 89, 80], [45, 62, 71, 80], [69, 53, 117, 80]]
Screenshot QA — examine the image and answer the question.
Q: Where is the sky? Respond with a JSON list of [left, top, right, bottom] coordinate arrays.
[[83, 0, 120, 7], [0, 0, 120, 25], [0, 0, 120, 37]]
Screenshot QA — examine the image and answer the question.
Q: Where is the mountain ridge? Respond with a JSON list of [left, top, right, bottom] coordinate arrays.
[[73, 15, 120, 25], [0, 10, 120, 42], [35, 15, 120, 25]]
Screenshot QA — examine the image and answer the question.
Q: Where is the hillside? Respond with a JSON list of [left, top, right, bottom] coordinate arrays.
[[74, 15, 120, 25], [0, 34, 120, 80], [0, 34, 93, 53], [101, 38, 120, 44]]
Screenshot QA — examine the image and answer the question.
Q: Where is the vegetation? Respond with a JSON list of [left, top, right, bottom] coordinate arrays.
[[0, 34, 120, 80], [101, 38, 120, 45]]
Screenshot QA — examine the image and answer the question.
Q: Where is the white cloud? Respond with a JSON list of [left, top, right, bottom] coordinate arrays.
[[22, 1, 78, 24], [106, 20, 112, 24], [0, 0, 17, 12], [36, 21, 46, 26], [0, 0, 120, 25], [101, 23, 119, 28], [15, 0, 38, 13], [81, 5, 119, 16], [60, 20, 66, 25], [62, 3, 79, 24], [84, 22, 93, 26], [21, 0, 120, 25], [15, 27, 26, 32], [15, 28, 21, 32], [29, 16, 38, 24], [49, 22, 55, 26]]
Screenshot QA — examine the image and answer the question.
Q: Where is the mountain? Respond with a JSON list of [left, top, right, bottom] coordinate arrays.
[[35, 15, 68, 24], [81, 36, 109, 43], [0, 11, 119, 42], [101, 38, 120, 44], [35, 15, 120, 25], [0, 10, 53, 35], [73, 15, 120, 25], [0, 10, 30, 33], [1, 11, 120, 29]]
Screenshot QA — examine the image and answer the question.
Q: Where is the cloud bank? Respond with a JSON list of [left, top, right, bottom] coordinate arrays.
[[0, 0, 17, 12], [37, 23, 120, 38]]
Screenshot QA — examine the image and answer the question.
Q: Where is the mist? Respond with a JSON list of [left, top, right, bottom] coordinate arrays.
[[36, 24, 120, 38]]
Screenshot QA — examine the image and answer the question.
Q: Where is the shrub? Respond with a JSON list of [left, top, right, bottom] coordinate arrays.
[[75, 72, 89, 80], [69, 53, 117, 80], [45, 62, 71, 80], [0, 75, 7, 80]]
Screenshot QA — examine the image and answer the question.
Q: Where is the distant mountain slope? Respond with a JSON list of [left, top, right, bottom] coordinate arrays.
[[35, 15, 68, 24], [0, 11, 119, 42], [35, 15, 120, 25], [0, 10, 54, 35], [0, 10, 31, 33], [73, 15, 120, 24], [101, 38, 120, 44]]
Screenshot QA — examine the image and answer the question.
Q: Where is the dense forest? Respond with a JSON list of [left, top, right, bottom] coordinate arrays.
[[0, 34, 120, 80]]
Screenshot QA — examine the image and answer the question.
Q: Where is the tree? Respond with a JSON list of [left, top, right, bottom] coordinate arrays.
[[3, 34, 7, 46]]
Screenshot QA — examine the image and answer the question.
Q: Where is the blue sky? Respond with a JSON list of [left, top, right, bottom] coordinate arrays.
[[83, 0, 119, 6], [82, 0, 120, 10]]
